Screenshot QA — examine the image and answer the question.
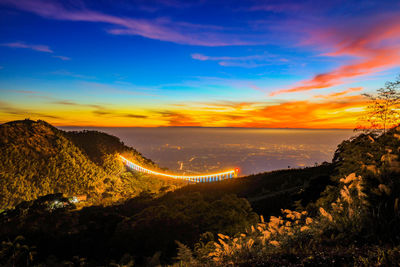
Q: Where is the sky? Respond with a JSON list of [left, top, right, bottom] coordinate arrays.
[[1, 0, 400, 128]]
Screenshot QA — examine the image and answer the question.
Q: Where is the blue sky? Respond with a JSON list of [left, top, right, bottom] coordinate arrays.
[[1, 0, 400, 127]]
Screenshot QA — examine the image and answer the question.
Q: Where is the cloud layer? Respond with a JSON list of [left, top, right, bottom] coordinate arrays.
[[0, 0, 263, 47], [270, 13, 400, 95]]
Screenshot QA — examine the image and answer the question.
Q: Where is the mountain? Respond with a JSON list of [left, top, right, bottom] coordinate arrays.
[[0, 119, 185, 209], [2, 119, 399, 265]]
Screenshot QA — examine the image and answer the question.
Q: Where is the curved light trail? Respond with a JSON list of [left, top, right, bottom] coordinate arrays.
[[119, 155, 238, 183]]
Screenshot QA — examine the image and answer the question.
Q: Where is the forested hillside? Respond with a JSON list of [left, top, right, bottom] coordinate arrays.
[[0, 119, 185, 209]]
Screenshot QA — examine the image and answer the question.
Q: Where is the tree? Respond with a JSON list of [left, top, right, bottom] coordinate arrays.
[[356, 75, 400, 134]]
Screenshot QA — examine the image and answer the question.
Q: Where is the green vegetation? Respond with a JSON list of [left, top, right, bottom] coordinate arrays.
[[176, 126, 400, 266], [65, 129, 156, 168], [0, 190, 257, 265], [0, 119, 185, 209], [0, 119, 103, 209]]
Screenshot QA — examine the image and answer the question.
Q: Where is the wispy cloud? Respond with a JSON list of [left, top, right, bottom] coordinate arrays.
[[52, 100, 80, 106], [249, 2, 304, 13], [247, 0, 341, 15], [0, 0, 264, 47], [218, 61, 269, 68], [51, 70, 95, 79], [0, 100, 63, 120], [191, 53, 287, 68], [314, 87, 363, 99], [50, 99, 149, 120], [92, 108, 148, 119], [1, 41, 70, 60], [52, 55, 70, 61], [270, 13, 400, 96], [156, 110, 201, 126], [11, 90, 39, 94], [191, 53, 268, 61], [51, 100, 105, 110], [191, 101, 265, 111], [124, 114, 148, 119], [1, 41, 53, 53]]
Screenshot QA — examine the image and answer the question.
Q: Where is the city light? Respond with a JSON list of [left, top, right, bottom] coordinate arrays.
[[119, 155, 238, 182]]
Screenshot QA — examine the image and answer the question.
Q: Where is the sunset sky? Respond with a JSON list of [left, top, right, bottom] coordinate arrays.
[[1, 0, 400, 128]]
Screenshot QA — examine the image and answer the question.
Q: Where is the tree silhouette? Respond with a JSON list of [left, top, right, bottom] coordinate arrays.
[[356, 75, 400, 134]]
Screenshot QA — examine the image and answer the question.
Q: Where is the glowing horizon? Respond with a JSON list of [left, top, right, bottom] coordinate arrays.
[[1, 0, 400, 128]]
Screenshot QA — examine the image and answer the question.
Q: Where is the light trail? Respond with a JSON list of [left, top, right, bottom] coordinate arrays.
[[119, 155, 239, 183]]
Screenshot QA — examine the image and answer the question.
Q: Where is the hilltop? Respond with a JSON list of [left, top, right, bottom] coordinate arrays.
[[0, 119, 185, 209]]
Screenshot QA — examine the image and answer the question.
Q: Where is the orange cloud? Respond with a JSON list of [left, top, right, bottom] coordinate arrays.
[[314, 87, 363, 99], [270, 15, 400, 96], [157, 111, 201, 126], [154, 96, 368, 129], [0, 96, 368, 129], [243, 96, 367, 128]]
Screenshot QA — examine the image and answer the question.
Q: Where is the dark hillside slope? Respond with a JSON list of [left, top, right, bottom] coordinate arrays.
[[158, 163, 336, 216], [0, 192, 258, 265]]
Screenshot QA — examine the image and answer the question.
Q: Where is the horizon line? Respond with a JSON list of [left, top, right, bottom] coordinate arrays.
[[57, 125, 354, 130], [1, 119, 357, 130]]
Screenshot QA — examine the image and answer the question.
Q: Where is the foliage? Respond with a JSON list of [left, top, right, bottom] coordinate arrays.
[[176, 126, 400, 266], [0, 119, 105, 209], [356, 75, 400, 133], [65, 129, 156, 168], [0, 236, 36, 267], [0, 191, 257, 265], [0, 119, 185, 209], [168, 163, 335, 216]]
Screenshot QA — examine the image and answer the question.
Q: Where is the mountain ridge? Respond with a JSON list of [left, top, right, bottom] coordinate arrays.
[[0, 119, 185, 209]]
